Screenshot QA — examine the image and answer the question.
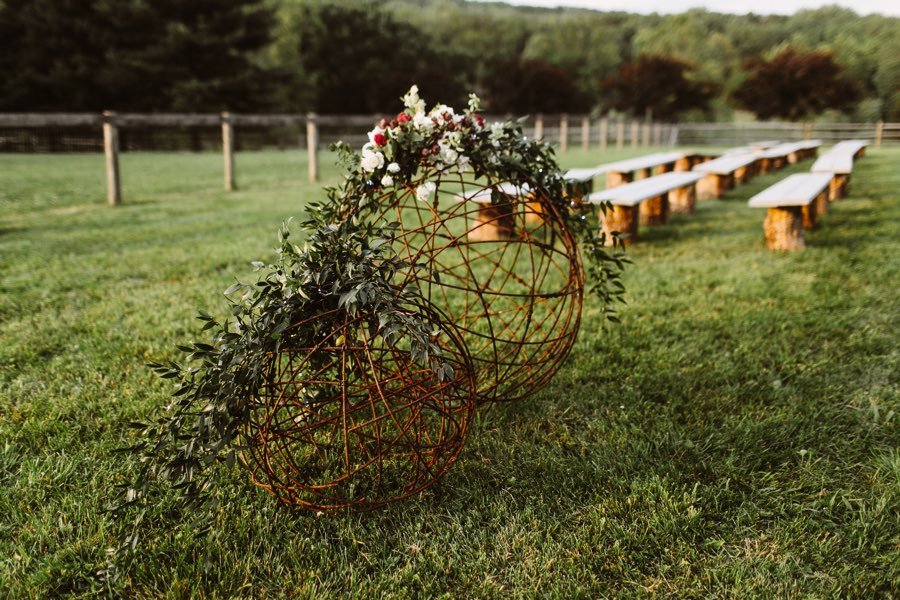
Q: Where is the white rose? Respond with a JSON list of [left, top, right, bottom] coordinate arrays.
[[413, 110, 432, 130], [415, 181, 436, 203], [360, 148, 385, 173], [440, 147, 458, 164], [380, 174, 394, 187], [387, 162, 401, 173], [456, 155, 470, 173]]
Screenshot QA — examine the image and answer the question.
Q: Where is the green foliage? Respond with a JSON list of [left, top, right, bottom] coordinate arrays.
[[2, 0, 897, 118], [0, 0, 280, 111]]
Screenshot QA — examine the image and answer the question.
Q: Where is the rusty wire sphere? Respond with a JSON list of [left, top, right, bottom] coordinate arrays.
[[243, 303, 477, 512], [371, 171, 585, 404]]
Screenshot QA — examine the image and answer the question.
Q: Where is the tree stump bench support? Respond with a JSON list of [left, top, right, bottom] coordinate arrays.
[[696, 173, 730, 199], [748, 173, 834, 251], [588, 171, 704, 244], [692, 154, 758, 199]]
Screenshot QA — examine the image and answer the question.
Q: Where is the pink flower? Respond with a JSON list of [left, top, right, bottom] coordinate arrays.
[[397, 112, 412, 124], [373, 133, 387, 147]]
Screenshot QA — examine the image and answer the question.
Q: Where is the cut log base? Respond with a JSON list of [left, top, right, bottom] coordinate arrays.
[[801, 200, 818, 230], [605, 171, 633, 189], [828, 174, 849, 201], [764, 206, 805, 250], [669, 185, 696, 214], [468, 203, 517, 242], [639, 194, 669, 226], [599, 204, 638, 246], [814, 190, 829, 217], [696, 174, 728, 200]]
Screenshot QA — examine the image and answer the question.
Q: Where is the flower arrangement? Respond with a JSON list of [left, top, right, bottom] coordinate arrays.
[[104, 87, 626, 577]]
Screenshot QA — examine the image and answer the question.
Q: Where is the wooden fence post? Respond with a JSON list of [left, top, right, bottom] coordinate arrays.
[[102, 111, 121, 206], [581, 116, 590, 151], [642, 122, 651, 147], [875, 120, 884, 146], [631, 121, 639, 148], [306, 113, 319, 183], [803, 121, 813, 140], [653, 124, 662, 147], [559, 113, 568, 152], [534, 113, 544, 141], [616, 118, 624, 150], [600, 117, 609, 151], [221, 112, 236, 191]]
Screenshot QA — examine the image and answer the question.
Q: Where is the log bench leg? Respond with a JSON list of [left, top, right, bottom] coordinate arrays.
[[674, 157, 691, 171], [468, 203, 517, 242], [696, 174, 726, 200], [764, 206, 805, 250], [734, 165, 751, 184], [758, 158, 772, 174], [639, 194, 669, 226], [606, 171, 632, 189], [599, 204, 638, 246], [814, 190, 829, 217], [828, 174, 849, 200], [655, 162, 673, 175], [787, 151, 800, 164], [635, 167, 651, 180], [669, 185, 696, 215], [802, 200, 818, 230]]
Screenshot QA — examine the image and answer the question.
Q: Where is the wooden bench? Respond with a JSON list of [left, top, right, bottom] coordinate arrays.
[[456, 183, 529, 241], [691, 153, 759, 199], [748, 173, 833, 250], [811, 141, 868, 200], [832, 140, 869, 159], [587, 171, 705, 245], [591, 151, 688, 187]]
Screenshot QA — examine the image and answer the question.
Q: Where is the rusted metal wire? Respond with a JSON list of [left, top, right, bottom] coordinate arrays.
[[243, 173, 584, 511], [370, 172, 585, 404], [243, 303, 477, 512]]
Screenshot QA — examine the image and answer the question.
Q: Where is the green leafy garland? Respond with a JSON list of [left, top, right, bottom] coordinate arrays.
[[103, 87, 626, 578]]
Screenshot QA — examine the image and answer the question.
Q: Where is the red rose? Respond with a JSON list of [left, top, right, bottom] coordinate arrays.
[[397, 112, 412, 124], [473, 113, 484, 127], [373, 133, 387, 146]]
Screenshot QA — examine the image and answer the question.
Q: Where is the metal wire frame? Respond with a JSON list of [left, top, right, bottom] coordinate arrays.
[[243, 303, 477, 512], [366, 171, 585, 404]]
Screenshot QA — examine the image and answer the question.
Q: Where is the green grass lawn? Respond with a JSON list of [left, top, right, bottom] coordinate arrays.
[[1, 146, 898, 597]]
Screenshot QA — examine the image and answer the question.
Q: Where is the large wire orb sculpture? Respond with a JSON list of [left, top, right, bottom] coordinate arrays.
[[368, 171, 585, 404], [243, 302, 477, 512]]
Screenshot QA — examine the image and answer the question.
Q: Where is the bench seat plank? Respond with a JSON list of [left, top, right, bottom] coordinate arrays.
[[811, 152, 855, 174], [586, 172, 704, 207], [691, 153, 758, 175], [748, 173, 833, 207]]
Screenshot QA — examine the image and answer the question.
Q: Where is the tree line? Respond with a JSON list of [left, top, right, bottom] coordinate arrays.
[[1, 0, 898, 121]]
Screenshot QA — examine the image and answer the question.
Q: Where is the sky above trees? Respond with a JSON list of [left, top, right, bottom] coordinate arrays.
[[485, 0, 900, 17]]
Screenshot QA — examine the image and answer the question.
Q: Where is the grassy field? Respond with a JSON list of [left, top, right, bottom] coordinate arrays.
[[1, 145, 898, 597]]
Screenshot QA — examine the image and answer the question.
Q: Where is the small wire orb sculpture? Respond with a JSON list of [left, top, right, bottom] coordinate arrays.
[[369, 171, 585, 404], [243, 303, 477, 512]]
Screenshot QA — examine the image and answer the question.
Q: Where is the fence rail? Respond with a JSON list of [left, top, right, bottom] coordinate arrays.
[[0, 111, 893, 205]]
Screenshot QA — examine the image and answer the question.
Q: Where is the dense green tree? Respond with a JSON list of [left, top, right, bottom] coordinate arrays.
[[732, 48, 861, 120], [599, 55, 717, 120], [281, 2, 466, 113], [0, 0, 279, 111]]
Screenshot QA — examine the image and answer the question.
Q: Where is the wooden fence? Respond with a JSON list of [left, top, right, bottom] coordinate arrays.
[[0, 111, 893, 206]]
